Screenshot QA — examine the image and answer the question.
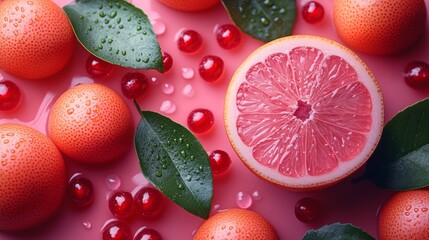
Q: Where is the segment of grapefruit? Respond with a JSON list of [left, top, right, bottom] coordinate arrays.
[[224, 35, 384, 190]]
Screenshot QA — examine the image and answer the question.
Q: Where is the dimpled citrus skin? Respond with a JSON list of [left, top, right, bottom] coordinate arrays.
[[333, 0, 427, 55], [47, 83, 134, 164], [0, 0, 76, 80], [193, 209, 278, 240], [156, 0, 220, 12], [378, 190, 429, 240], [0, 123, 66, 231]]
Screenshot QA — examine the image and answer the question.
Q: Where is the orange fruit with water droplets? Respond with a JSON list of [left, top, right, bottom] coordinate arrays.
[[333, 0, 427, 55], [378, 190, 429, 240], [0, 0, 76, 79], [0, 123, 66, 231], [155, 0, 220, 12], [193, 208, 278, 240], [224, 35, 384, 190], [47, 83, 134, 164]]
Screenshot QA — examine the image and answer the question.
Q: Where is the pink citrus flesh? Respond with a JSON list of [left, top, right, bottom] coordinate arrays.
[[224, 35, 384, 190]]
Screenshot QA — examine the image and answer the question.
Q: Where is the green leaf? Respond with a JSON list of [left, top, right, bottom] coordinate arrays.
[[134, 110, 213, 219], [365, 98, 429, 190], [221, 0, 296, 42], [302, 223, 375, 240], [63, 0, 163, 71]]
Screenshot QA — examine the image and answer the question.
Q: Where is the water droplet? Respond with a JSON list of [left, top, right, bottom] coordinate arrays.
[[182, 84, 195, 97], [252, 191, 262, 200], [82, 221, 92, 229], [105, 174, 121, 190], [67, 108, 74, 115], [160, 100, 176, 114], [178, 183, 185, 190], [151, 19, 166, 35], [162, 83, 175, 95], [260, 17, 270, 26], [181, 67, 194, 79], [155, 171, 162, 177], [110, 11, 117, 18], [99, 12, 106, 18], [180, 150, 187, 158], [136, 25, 142, 31], [236, 191, 252, 209]]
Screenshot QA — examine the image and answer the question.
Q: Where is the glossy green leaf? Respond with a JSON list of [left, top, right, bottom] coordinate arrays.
[[221, 0, 296, 42], [134, 110, 213, 219], [302, 223, 375, 240], [365, 98, 429, 190], [64, 0, 163, 71]]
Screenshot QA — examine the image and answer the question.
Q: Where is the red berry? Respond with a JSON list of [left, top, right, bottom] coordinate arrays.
[[199, 55, 224, 82], [86, 55, 115, 78], [108, 191, 134, 219], [162, 52, 173, 72], [209, 150, 231, 175], [134, 227, 163, 240], [0, 80, 21, 111], [134, 187, 164, 219], [302, 1, 324, 23], [294, 197, 321, 223], [68, 175, 94, 207], [177, 30, 202, 53], [102, 220, 132, 240], [404, 61, 429, 89], [216, 24, 241, 49], [187, 108, 215, 134], [121, 72, 148, 99]]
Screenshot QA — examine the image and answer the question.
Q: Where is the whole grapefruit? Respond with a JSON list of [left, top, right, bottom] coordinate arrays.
[[47, 83, 134, 164], [0, 123, 66, 231]]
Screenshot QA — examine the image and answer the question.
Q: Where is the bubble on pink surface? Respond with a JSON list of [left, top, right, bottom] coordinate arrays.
[[150, 76, 159, 85], [162, 82, 175, 95], [252, 190, 262, 200], [160, 100, 176, 114], [236, 191, 252, 209], [211, 203, 221, 214], [181, 67, 195, 79], [105, 174, 121, 190], [151, 19, 166, 35], [132, 172, 149, 186], [82, 221, 92, 229], [182, 84, 195, 97]]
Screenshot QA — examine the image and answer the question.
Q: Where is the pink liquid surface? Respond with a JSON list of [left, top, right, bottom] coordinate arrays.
[[0, 0, 428, 239]]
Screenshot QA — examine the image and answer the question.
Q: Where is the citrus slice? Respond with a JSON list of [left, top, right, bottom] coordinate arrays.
[[224, 35, 384, 190]]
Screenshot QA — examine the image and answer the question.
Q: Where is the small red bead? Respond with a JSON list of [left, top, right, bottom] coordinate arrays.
[[121, 72, 148, 99], [86, 55, 115, 78], [134, 187, 164, 219], [404, 61, 429, 89], [187, 108, 215, 134], [216, 24, 241, 49], [302, 1, 324, 23], [199, 55, 224, 82], [177, 30, 203, 53], [68, 175, 94, 207], [0, 80, 21, 111], [133, 227, 163, 240], [108, 191, 134, 219], [102, 220, 132, 240], [294, 197, 321, 223], [161, 52, 173, 72], [209, 150, 232, 175]]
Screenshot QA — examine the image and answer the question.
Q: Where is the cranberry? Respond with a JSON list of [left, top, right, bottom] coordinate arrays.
[[102, 220, 132, 240], [187, 108, 215, 134], [108, 191, 134, 219], [216, 24, 241, 49], [86, 54, 115, 78], [0, 80, 21, 111], [68, 175, 94, 207], [121, 72, 148, 99], [177, 30, 202, 53], [302, 1, 324, 23], [161, 52, 173, 72], [199, 55, 224, 82], [294, 197, 321, 223], [209, 150, 232, 175], [134, 187, 164, 219], [134, 227, 163, 240], [404, 61, 429, 89]]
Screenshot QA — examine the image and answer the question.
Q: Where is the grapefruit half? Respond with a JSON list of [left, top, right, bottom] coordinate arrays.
[[224, 35, 384, 190]]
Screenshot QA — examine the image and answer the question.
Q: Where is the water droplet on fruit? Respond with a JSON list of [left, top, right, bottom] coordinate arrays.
[[236, 191, 252, 209], [151, 19, 166, 35], [181, 67, 194, 79], [160, 100, 176, 114], [252, 191, 262, 200], [105, 174, 121, 190], [161, 83, 174, 95]]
